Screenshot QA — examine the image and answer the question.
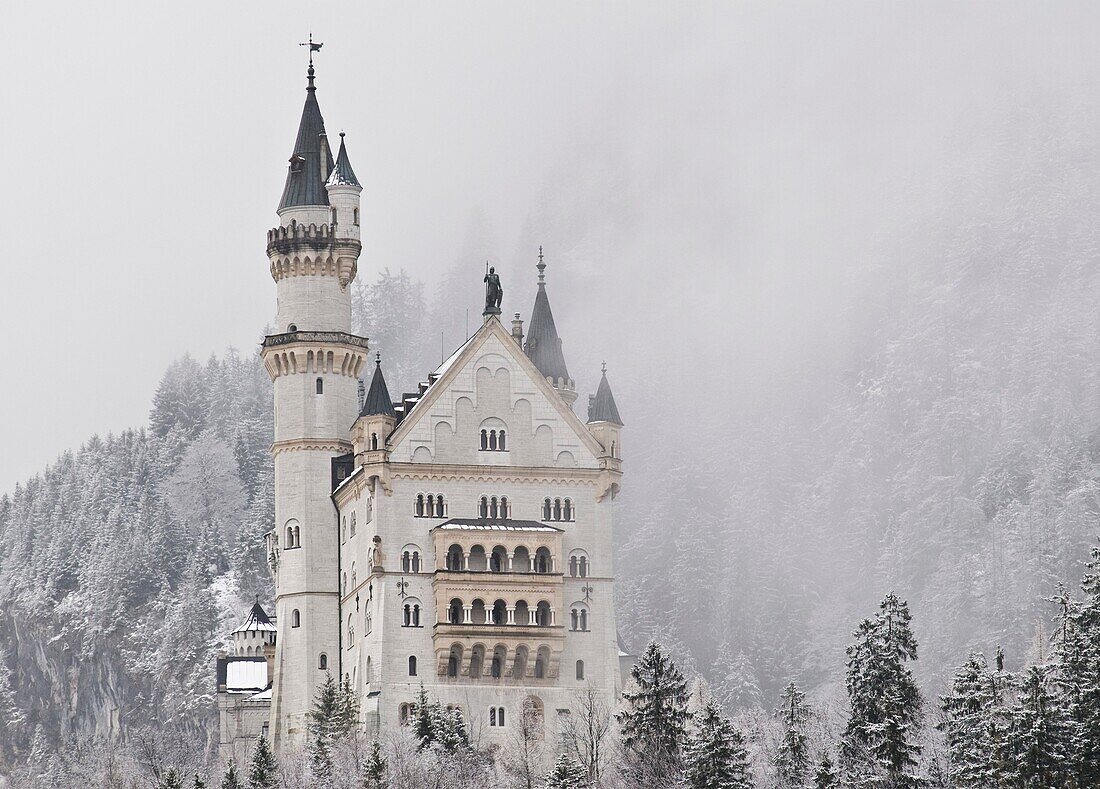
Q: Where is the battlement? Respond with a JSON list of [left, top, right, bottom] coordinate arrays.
[[266, 220, 361, 258]]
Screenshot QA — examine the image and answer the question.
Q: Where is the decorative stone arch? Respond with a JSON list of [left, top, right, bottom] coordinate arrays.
[[402, 596, 423, 627], [284, 518, 301, 549], [555, 451, 576, 467], [400, 543, 424, 573], [569, 601, 590, 632], [568, 548, 590, 578]]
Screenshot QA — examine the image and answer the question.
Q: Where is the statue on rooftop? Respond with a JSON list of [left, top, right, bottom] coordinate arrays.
[[484, 265, 503, 315]]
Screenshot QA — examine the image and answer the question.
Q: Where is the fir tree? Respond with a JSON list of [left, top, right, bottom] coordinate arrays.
[[544, 752, 588, 789], [160, 768, 185, 789], [841, 592, 923, 788], [1005, 664, 1070, 788], [682, 700, 752, 789], [813, 750, 838, 789], [362, 739, 386, 788], [618, 641, 689, 782], [774, 680, 812, 787], [939, 651, 1008, 787], [248, 735, 278, 789], [220, 763, 243, 789], [307, 672, 343, 779], [412, 685, 435, 749]]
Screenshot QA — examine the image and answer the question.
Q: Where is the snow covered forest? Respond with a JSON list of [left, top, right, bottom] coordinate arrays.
[[5, 30, 1100, 789]]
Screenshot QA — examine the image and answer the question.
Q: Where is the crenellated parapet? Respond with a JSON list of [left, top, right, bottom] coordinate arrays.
[[267, 220, 361, 286], [261, 330, 371, 381]]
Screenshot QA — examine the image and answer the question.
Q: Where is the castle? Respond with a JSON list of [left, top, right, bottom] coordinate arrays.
[[217, 53, 625, 766]]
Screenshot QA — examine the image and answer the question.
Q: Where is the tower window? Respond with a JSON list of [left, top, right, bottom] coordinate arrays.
[[409, 656, 417, 676], [353, 208, 359, 226], [576, 660, 584, 680], [489, 706, 506, 726], [331, 208, 337, 225], [316, 377, 324, 394], [319, 653, 328, 670], [291, 609, 301, 628]]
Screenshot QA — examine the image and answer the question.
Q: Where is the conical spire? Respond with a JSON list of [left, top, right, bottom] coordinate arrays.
[[233, 601, 276, 634], [278, 63, 335, 210], [361, 354, 397, 417], [523, 247, 571, 383], [588, 364, 623, 425], [327, 132, 361, 187]]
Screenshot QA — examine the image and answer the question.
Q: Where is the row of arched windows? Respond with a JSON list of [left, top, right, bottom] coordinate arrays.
[[447, 644, 551, 680], [285, 522, 301, 549], [478, 495, 511, 519], [446, 597, 555, 627], [414, 494, 446, 518], [445, 544, 553, 573], [569, 554, 589, 578], [402, 601, 422, 627], [542, 497, 574, 522], [401, 550, 423, 573], [480, 429, 507, 451], [340, 512, 357, 543]]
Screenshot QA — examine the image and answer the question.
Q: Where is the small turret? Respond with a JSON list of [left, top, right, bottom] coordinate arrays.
[[511, 313, 524, 345], [232, 601, 277, 657], [326, 132, 362, 242], [587, 363, 623, 469], [523, 247, 577, 406], [353, 354, 397, 465]]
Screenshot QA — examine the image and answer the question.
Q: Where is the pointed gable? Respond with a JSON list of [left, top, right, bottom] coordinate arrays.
[[279, 68, 334, 210], [386, 318, 604, 467]]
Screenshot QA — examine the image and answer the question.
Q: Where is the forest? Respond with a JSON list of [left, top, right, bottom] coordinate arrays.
[[3, 70, 1100, 789]]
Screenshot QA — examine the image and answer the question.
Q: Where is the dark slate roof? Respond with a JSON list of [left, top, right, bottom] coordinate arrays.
[[523, 257, 571, 383], [326, 133, 361, 187], [278, 67, 334, 210], [588, 369, 623, 425], [361, 357, 397, 417]]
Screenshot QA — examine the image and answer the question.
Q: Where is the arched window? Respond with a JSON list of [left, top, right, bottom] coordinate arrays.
[[492, 645, 505, 678], [350, 563, 357, 590], [348, 614, 354, 641], [412, 551, 421, 573], [435, 496, 446, 517], [490, 707, 497, 727], [499, 430, 507, 450], [569, 556, 577, 577], [319, 654, 328, 670], [534, 547, 552, 574], [413, 604, 420, 626], [409, 656, 417, 676], [316, 377, 324, 394], [543, 498, 552, 520], [426, 495, 435, 518], [415, 495, 424, 517], [400, 703, 411, 725], [342, 516, 347, 543], [576, 660, 584, 680], [611, 440, 616, 457], [563, 498, 573, 521], [534, 654, 546, 679], [554, 498, 562, 521], [342, 572, 348, 595], [513, 646, 528, 679], [579, 556, 588, 577], [353, 208, 359, 226], [569, 551, 589, 578], [490, 547, 506, 572], [580, 608, 587, 631], [447, 545, 464, 572], [470, 645, 485, 678], [449, 598, 463, 624], [479, 497, 489, 519], [331, 207, 337, 225], [350, 513, 356, 536], [536, 601, 552, 627], [489, 430, 498, 451], [403, 603, 411, 627], [570, 602, 590, 632], [447, 651, 459, 678], [480, 430, 488, 450], [493, 599, 507, 626], [292, 609, 301, 628], [402, 551, 411, 572], [500, 496, 509, 518]]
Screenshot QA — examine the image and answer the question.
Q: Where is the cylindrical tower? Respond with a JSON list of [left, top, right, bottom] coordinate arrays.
[[263, 59, 367, 747]]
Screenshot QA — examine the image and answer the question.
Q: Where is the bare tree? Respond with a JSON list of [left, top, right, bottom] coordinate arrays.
[[501, 699, 546, 789], [560, 685, 613, 784]]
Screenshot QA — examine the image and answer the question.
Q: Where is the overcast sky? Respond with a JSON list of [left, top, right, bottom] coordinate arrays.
[[1, 1, 1097, 493]]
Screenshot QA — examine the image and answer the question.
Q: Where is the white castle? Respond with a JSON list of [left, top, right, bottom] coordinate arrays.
[[217, 55, 626, 766]]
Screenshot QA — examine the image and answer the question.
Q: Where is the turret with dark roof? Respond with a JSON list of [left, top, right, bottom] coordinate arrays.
[[361, 355, 397, 418], [524, 248, 575, 403], [326, 132, 361, 188], [587, 365, 623, 425], [278, 61, 335, 211]]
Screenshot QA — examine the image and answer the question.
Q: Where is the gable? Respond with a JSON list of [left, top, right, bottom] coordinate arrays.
[[387, 319, 602, 468]]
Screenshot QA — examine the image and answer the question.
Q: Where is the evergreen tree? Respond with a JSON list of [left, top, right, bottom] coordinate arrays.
[[682, 700, 752, 789], [774, 680, 812, 787], [714, 642, 763, 712], [192, 775, 207, 789], [248, 735, 278, 789], [160, 768, 185, 789], [813, 750, 838, 789], [307, 672, 343, 779], [1005, 664, 1071, 788], [220, 763, 243, 789], [1057, 550, 1100, 784], [618, 641, 690, 783], [362, 740, 386, 789], [412, 685, 436, 749], [939, 651, 1009, 787], [544, 752, 588, 789], [841, 592, 923, 788]]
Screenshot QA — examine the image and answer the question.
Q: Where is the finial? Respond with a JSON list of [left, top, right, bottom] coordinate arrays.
[[601, 361, 607, 374], [300, 34, 323, 90], [375, 352, 381, 366], [536, 245, 546, 284], [340, 131, 346, 139]]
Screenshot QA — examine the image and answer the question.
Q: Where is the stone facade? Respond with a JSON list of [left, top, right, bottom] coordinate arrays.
[[222, 62, 625, 762]]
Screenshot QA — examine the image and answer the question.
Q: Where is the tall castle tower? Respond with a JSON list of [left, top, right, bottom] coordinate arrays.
[[261, 54, 369, 746]]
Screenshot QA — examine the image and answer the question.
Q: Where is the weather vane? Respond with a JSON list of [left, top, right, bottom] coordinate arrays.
[[299, 33, 323, 66]]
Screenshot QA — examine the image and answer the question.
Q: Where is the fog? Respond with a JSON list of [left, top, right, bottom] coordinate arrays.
[[0, 2, 1092, 492]]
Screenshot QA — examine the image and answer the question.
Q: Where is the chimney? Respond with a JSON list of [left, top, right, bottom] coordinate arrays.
[[511, 313, 524, 346]]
